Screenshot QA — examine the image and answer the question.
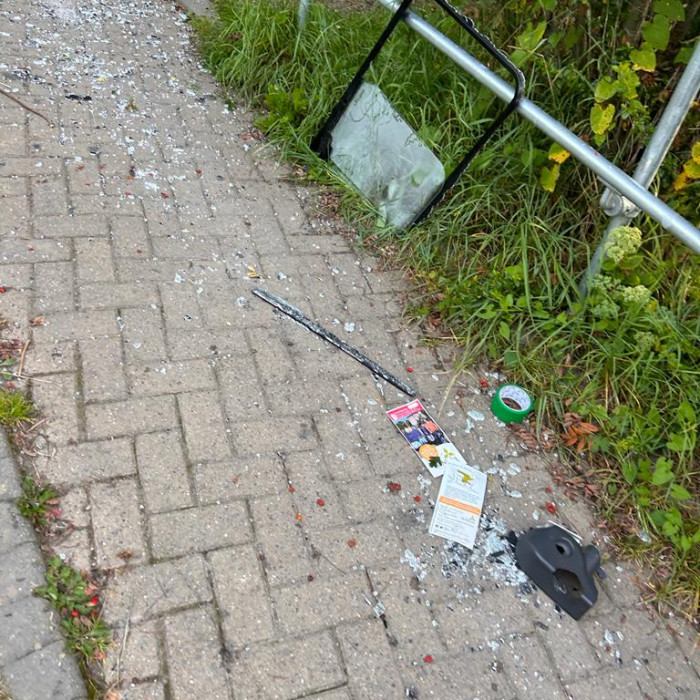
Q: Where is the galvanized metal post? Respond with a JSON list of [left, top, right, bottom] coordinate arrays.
[[298, 0, 311, 30], [376, 0, 700, 254], [582, 41, 700, 293]]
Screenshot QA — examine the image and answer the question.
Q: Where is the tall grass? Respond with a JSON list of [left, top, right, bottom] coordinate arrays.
[[196, 0, 699, 615]]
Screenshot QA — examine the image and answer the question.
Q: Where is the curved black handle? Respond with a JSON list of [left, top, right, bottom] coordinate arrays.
[[431, 0, 525, 109], [412, 0, 526, 225]]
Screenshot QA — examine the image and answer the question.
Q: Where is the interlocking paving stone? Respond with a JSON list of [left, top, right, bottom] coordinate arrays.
[[85, 395, 178, 440], [208, 544, 275, 648], [163, 606, 231, 700], [91, 478, 147, 568], [250, 494, 312, 587], [149, 501, 252, 559], [336, 620, 404, 700], [102, 554, 212, 626], [177, 391, 232, 462], [230, 631, 346, 700], [135, 431, 193, 513], [45, 438, 136, 485]]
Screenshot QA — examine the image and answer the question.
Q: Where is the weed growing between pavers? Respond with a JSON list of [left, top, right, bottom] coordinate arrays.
[[195, 0, 699, 617], [17, 476, 61, 529], [34, 557, 112, 687], [0, 391, 34, 428]]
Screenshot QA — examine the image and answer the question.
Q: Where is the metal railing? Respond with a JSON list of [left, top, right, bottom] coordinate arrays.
[[375, 0, 700, 258]]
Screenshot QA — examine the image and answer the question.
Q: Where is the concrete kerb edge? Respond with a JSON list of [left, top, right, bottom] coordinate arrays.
[[0, 428, 88, 699], [175, 0, 216, 20]]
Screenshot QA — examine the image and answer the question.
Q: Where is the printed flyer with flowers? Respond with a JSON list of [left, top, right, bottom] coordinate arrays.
[[386, 399, 468, 478]]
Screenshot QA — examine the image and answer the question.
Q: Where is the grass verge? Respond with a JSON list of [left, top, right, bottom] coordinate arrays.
[[194, 0, 699, 618]]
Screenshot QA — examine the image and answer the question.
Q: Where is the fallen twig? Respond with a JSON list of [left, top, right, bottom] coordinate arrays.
[[9, 372, 56, 384], [17, 339, 30, 378], [0, 88, 55, 127]]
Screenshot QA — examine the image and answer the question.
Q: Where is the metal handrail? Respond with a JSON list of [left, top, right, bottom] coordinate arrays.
[[377, 0, 700, 255]]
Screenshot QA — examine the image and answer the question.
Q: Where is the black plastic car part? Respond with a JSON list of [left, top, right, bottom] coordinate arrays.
[[515, 525, 602, 620]]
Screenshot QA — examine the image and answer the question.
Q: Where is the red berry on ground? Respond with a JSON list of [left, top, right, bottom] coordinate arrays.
[[545, 502, 556, 514], [347, 539, 357, 548], [413, 495, 421, 503], [316, 498, 326, 507], [407, 367, 414, 373], [423, 655, 434, 663]]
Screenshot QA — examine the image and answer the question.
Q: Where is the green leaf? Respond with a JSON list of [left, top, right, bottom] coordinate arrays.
[[616, 63, 641, 98], [642, 14, 670, 51], [621, 254, 644, 269], [649, 509, 667, 527], [677, 400, 696, 424], [692, 142, 700, 163], [509, 49, 528, 68], [478, 308, 498, 319], [666, 432, 688, 452], [630, 47, 656, 72], [675, 45, 694, 64], [594, 78, 620, 102], [548, 142, 570, 164], [651, 457, 674, 485], [563, 26, 584, 50], [498, 321, 511, 340], [621, 461, 638, 485], [504, 350, 519, 368], [517, 21, 547, 52], [662, 519, 680, 538], [540, 163, 560, 192], [504, 264, 524, 281], [590, 103, 615, 135], [653, 0, 685, 21], [683, 160, 700, 179], [669, 483, 692, 500], [539, 0, 557, 10]]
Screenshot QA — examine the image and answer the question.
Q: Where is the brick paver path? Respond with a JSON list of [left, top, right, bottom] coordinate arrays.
[[0, 1, 697, 699]]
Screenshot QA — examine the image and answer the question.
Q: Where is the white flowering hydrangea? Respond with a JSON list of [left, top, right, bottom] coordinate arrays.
[[591, 299, 619, 319], [590, 274, 618, 294], [604, 226, 642, 264], [634, 331, 655, 352], [618, 284, 651, 306]]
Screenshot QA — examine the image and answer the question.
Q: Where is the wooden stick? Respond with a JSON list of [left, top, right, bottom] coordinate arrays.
[[17, 339, 30, 378], [0, 88, 55, 127]]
